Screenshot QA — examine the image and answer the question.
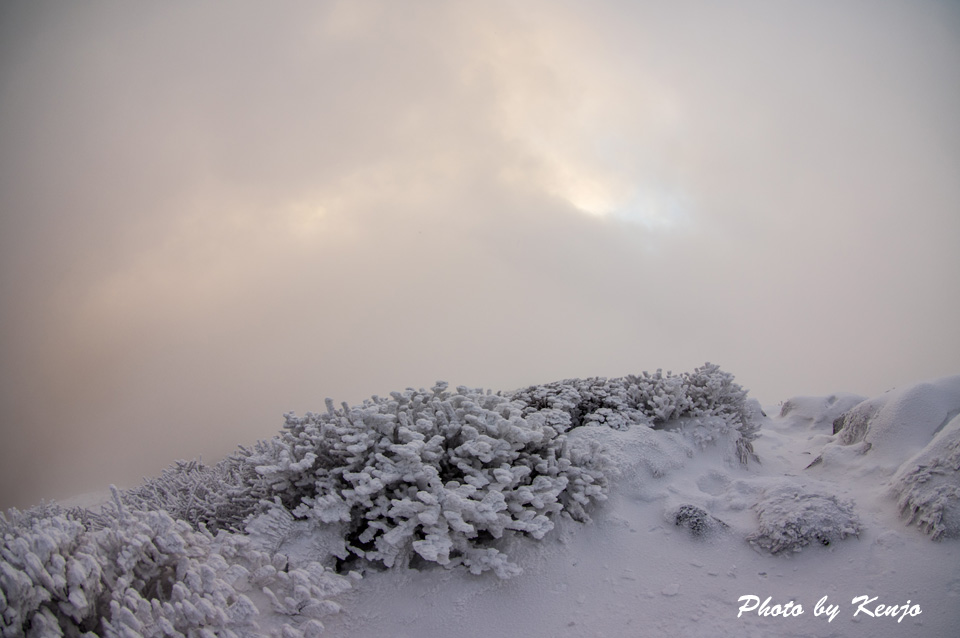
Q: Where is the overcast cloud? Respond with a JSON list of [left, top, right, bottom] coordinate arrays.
[[2, 0, 958, 509]]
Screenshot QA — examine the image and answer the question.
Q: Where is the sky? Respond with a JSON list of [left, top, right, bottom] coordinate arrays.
[[1, 0, 958, 511]]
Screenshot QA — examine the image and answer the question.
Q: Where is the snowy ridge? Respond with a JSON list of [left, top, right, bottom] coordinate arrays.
[[4, 368, 960, 637]]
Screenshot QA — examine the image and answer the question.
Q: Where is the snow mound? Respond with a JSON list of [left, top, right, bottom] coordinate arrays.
[[891, 413, 960, 540], [746, 484, 862, 554], [827, 375, 960, 467]]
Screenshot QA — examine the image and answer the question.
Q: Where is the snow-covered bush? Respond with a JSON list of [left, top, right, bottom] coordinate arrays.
[[508, 376, 647, 431], [1, 505, 92, 636], [239, 383, 610, 579], [672, 505, 729, 538], [891, 414, 960, 540], [509, 363, 758, 463], [117, 457, 257, 534], [746, 485, 862, 554], [0, 491, 351, 637]]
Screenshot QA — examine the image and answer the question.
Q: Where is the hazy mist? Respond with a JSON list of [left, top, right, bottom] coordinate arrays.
[[2, 0, 959, 510]]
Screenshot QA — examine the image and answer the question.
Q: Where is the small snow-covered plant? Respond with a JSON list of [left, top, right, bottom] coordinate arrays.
[[747, 485, 862, 554], [239, 383, 610, 578], [673, 415, 737, 451], [672, 504, 729, 538]]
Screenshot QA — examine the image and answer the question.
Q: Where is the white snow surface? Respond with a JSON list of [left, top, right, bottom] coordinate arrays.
[[7, 374, 960, 637]]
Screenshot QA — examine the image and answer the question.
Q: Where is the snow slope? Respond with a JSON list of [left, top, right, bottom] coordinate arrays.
[[4, 373, 960, 637]]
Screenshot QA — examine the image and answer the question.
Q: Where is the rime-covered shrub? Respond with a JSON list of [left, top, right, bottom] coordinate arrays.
[[509, 363, 757, 463], [117, 457, 257, 533], [508, 376, 647, 431], [239, 383, 610, 578], [0, 491, 351, 637], [891, 415, 960, 540], [746, 485, 862, 554], [672, 505, 729, 538], [0, 505, 92, 636]]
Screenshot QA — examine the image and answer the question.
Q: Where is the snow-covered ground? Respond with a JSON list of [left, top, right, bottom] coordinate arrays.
[[4, 372, 960, 637]]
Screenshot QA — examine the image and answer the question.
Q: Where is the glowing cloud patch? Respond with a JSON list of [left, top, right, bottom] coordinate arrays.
[[609, 186, 691, 230], [546, 158, 690, 231]]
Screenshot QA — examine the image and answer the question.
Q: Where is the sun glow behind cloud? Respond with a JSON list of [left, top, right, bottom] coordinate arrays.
[[437, 1, 689, 229]]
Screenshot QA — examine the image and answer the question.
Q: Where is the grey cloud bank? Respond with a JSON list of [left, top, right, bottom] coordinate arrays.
[[1, 0, 958, 509]]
